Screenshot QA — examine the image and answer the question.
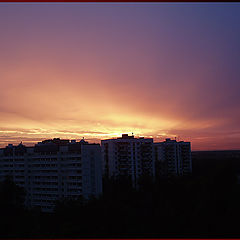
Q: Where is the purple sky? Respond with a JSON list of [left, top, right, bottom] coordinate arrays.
[[0, 3, 240, 150]]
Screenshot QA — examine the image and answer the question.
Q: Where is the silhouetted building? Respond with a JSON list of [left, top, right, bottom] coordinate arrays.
[[101, 134, 154, 186], [0, 138, 102, 212], [154, 138, 192, 177]]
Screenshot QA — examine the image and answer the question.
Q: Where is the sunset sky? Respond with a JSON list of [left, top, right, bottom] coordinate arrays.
[[0, 3, 240, 150]]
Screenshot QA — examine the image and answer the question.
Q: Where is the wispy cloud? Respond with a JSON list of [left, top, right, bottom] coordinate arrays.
[[0, 4, 240, 150]]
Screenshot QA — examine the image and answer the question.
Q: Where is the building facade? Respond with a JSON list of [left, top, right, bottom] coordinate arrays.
[[101, 134, 155, 186], [154, 138, 192, 177], [0, 138, 102, 212]]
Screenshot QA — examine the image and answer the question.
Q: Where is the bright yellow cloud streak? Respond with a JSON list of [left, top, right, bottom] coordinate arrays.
[[0, 55, 236, 150]]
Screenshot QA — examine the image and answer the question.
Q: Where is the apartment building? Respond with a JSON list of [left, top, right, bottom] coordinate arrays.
[[101, 134, 154, 186], [154, 138, 192, 177], [0, 138, 102, 212]]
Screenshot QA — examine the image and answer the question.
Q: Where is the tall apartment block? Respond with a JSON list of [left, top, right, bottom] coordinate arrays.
[[0, 138, 102, 212], [154, 138, 192, 177], [101, 134, 154, 186]]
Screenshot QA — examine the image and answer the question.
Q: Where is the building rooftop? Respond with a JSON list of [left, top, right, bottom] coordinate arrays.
[[117, 134, 135, 139], [0, 138, 98, 152]]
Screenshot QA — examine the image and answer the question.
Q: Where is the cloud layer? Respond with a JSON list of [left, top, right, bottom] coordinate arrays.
[[0, 4, 240, 150]]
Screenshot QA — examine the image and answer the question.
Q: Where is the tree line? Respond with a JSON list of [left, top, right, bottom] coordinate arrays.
[[0, 159, 240, 238]]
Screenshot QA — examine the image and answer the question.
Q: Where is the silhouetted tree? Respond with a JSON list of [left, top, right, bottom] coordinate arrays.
[[0, 175, 27, 237], [0, 175, 25, 210], [1, 155, 240, 238]]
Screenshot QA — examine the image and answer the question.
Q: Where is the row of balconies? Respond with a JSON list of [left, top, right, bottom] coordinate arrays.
[[32, 199, 56, 205], [0, 170, 25, 174], [32, 181, 58, 186], [33, 193, 58, 198], [30, 157, 81, 162], [32, 187, 58, 192], [33, 175, 58, 180], [0, 158, 25, 162], [30, 164, 82, 168], [30, 170, 58, 173], [31, 157, 58, 161]]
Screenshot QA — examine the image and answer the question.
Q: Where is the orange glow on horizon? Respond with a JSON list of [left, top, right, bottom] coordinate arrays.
[[1, 4, 240, 151]]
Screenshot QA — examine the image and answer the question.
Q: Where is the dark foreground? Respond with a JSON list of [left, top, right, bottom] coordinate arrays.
[[1, 152, 240, 238]]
